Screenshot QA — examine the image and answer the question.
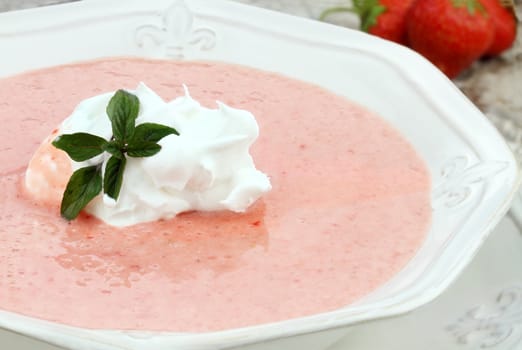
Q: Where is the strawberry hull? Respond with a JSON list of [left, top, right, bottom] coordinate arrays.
[[366, 0, 416, 44]]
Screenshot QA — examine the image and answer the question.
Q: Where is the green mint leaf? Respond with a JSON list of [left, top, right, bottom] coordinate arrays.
[[106, 89, 140, 142], [126, 141, 162, 158], [52, 133, 108, 162], [60, 166, 102, 220], [103, 140, 125, 159], [104, 155, 126, 200], [132, 123, 179, 143]]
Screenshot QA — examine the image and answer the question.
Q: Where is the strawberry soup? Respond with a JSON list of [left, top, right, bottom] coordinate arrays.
[[0, 58, 431, 332]]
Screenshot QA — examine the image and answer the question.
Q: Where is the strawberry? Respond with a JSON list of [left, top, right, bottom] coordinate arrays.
[[407, 0, 495, 78], [353, 0, 417, 44], [480, 0, 517, 56], [319, 0, 416, 45]]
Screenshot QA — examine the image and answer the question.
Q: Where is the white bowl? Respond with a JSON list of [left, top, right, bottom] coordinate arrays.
[[0, 0, 519, 349]]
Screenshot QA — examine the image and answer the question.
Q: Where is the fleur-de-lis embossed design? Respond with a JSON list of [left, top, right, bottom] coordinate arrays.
[[134, 0, 217, 59], [433, 156, 509, 209], [447, 286, 522, 349]]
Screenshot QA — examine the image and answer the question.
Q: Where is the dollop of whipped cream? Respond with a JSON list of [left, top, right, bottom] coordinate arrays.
[[57, 83, 271, 227]]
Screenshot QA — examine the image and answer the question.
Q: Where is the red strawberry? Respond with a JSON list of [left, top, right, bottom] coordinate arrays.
[[320, 0, 416, 45], [407, 0, 495, 78], [354, 0, 417, 44], [480, 0, 517, 56]]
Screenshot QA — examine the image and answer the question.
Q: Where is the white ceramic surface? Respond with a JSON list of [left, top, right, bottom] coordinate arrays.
[[0, 0, 520, 349]]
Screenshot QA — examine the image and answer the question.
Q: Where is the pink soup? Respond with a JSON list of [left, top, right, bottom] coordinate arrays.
[[0, 58, 431, 332]]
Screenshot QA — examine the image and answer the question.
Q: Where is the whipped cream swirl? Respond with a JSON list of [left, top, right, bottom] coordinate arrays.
[[56, 83, 271, 227]]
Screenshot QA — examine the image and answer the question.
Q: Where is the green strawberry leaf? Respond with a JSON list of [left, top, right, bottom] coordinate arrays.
[[318, 6, 355, 21], [319, 0, 387, 32], [132, 122, 179, 143], [357, 1, 387, 32], [451, 0, 486, 15], [106, 89, 140, 142], [352, 0, 378, 12], [52, 133, 108, 162], [60, 166, 102, 220]]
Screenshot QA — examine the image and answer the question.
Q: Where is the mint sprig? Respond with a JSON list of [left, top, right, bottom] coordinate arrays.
[[52, 89, 179, 221]]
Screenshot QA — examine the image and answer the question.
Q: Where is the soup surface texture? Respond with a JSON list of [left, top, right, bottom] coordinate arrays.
[[0, 58, 431, 332]]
